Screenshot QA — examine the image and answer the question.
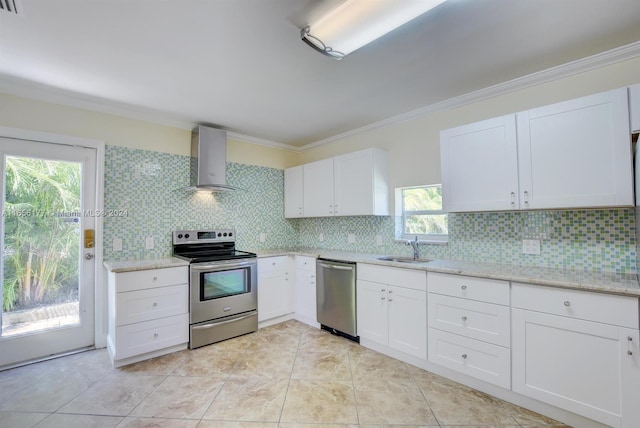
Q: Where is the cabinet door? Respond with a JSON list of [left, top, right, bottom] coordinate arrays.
[[388, 285, 427, 359], [356, 279, 388, 345], [440, 114, 519, 212], [284, 165, 304, 218], [333, 149, 384, 216], [303, 158, 334, 217], [258, 270, 292, 322], [517, 88, 633, 209], [294, 269, 317, 324], [621, 328, 640, 428], [512, 308, 625, 427], [630, 84, 640, 133]]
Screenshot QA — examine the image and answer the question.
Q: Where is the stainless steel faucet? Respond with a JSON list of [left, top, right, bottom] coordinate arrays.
[[407, 235, 420, 259]]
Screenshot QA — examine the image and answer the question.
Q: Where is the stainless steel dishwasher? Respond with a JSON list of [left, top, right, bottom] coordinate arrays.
[[316, 258, 358, 341]]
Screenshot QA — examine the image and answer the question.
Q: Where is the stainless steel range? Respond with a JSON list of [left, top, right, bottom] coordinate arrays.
[[173, 229, 257, 348]]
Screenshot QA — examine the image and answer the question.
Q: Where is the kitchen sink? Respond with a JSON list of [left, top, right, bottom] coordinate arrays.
[[377, 256, 432, 263]]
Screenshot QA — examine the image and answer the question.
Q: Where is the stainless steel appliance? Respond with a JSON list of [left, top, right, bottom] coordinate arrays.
[[173, 229, 257, 348], [316, 258, 358, 341]]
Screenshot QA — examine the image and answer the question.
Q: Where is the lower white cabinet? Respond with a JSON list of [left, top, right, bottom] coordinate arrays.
[[512, 283, 640, 428], [427, 272, 511, 388], [107, 266, 189, 367], [357, 263, 427, 359], [294, 256, 317, 327], [257, 256, 294, 322]]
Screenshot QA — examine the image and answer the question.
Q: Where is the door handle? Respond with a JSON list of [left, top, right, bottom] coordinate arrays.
[[318, 263, 353, 271], [84, 253, 94, 260]]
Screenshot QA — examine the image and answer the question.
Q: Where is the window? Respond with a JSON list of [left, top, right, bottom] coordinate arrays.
[[400, 185, 448, 242]]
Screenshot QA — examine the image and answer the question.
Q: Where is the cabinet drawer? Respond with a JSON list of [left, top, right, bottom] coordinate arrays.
[[428, 328, 511, 389], [428, 293, 510, 347], [428, 272, 509, 305], [512, 283, 639, 328], [116, 284, 188, 326], [114, 266, 187, 293], [258, 256, 290, 273], [295, 256, 316, 272], [358, 263, 426, 291], [115, 314, 188, 359]]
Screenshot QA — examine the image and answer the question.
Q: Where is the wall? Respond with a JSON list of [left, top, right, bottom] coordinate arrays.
[[103, 145, 298, 261], [0, 92, 300, 169]]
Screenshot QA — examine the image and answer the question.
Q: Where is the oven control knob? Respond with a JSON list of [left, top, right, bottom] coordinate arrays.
[[229, 232, 233, 236], [177, 234, 183, 239], [223, 232, 227, 236], [184, 233, 190, 239], [218, 233, 222, 237]]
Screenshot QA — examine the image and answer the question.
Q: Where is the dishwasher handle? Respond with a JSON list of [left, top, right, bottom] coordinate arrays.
[[318, 262, 354, 271]]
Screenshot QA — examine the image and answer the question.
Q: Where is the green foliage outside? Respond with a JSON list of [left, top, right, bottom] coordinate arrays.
[[403, 186, 448, 235], [2, 157, 81, 312]]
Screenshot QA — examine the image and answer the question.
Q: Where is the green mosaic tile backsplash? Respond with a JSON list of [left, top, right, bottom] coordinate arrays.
[[104, 146, 637, 273]]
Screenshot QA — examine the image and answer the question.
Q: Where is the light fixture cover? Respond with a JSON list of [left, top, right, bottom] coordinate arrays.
[[301, 0, 447, 59]]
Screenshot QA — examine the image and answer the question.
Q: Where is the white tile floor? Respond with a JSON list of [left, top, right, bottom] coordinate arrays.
[[0, 320, 569, 428]]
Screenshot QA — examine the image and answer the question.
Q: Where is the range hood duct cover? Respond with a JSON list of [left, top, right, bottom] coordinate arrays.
[[186, 125, 236, 192]]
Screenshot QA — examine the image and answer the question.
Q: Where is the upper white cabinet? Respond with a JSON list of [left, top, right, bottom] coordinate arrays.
[[284, 165, 304, 218], [441, 115, 519, 212], [441, 88, 634, 212], [333, 149, 389, 216], [630, 84, 640, 133], [287, 148, 389, 218], [302, 158, 335, 217]]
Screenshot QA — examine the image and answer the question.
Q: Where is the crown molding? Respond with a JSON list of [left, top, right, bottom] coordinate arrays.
[[226, 131, 298, 152], [300, 40, 640, 151]]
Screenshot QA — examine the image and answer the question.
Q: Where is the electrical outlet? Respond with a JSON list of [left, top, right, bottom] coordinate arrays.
[[348, 233, 356, 243], [259, 233, 266, 243], [113, 238, 122, 252], [522, 239, 541, 255], [145, 237, 154, 250], [318, 233, 324, 242], [376, 235, 383, 246]]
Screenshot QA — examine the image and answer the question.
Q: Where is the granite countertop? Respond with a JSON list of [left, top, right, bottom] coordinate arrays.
[[103, 257, 189, 273], [255, 248, 640, 297]]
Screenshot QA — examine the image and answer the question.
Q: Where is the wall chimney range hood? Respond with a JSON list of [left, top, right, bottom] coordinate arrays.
[[185, 125, 236, 192]]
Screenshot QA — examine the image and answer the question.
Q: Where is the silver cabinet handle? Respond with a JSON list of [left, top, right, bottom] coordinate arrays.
[[524, 190, 529, 207], [388, 290, 393, 294], [564, 301, 571, 307], [381, 288, 386, 292], [461, 285, 467, 290], [318, 262, 353, 271], [381, 297, 386, 300], [510, 192, 515, 208], [388, 298, 393, 302], [153, 276, 158, 281], [153, 333, 158, 338], [628, 336, 634, 356], [153, 302, 158, 307], [461, 354, 467, 360], [461, 316, 467, 322]]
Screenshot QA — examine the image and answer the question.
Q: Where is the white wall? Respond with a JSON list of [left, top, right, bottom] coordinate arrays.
[[299, 56, 640, 190]]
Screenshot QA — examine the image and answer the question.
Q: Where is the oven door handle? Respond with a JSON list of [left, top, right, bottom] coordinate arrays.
[[191, 260, 254, 271], [192, 312, 256, 330]]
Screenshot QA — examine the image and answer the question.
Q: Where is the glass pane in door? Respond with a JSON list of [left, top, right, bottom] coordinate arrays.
[[2, 156, 81, 337]]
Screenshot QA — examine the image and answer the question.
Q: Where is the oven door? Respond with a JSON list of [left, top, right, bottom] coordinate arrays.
[[189, 258, 257, 324]]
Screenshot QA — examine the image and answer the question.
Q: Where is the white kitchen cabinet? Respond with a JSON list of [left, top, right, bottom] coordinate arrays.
[[441, 88, 633, 212], [629, 84, 640, 133], [333, 148, 389, 216], [303, 158, 334, 217], [441, 114, 519, 212], [107, 266, 189, 367], [357, 263, 427, 359], [289, 148, 389, 218], [427, 272, 511, 388], [512, 283, 640, 428], [257, 256, 294, 322], [293, 255, 318, 327], [284, 165, 304, 218]]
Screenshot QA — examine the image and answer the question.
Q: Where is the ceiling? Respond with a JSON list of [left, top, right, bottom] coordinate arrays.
[[1, 0, 640, 148]]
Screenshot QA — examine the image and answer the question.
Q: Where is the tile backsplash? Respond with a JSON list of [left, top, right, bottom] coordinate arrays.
[[103, 145, 637, 273], [103, 145, 298, 261]]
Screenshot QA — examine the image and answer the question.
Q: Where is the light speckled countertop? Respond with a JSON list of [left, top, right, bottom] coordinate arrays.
[[103, 257, 189, 273], [254, 248, 640, 297]]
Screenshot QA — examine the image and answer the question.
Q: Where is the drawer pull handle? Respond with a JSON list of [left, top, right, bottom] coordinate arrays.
[[461, 316, 468, 322], [461, 285, 467, 290], [388, 290, 393, 294], [154, 333, 158, 338], [629, 336, 634, 356], [381, 297, 386, 301], [461, 354, 468, 360], [152, 277, 158, 281], [153, 302, 158, 307], [564, 301, 571, 307], [381, 288, 386, 292], [388, 298, 393, 302]]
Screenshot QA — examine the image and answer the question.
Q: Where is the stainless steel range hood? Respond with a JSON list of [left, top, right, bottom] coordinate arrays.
[[185, 125, 236, 192]]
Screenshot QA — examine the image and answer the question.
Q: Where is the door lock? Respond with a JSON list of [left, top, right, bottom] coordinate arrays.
[[84, 253, 95, 260]]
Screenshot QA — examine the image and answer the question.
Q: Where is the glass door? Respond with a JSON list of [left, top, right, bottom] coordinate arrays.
[[0, 137, 96, 369]]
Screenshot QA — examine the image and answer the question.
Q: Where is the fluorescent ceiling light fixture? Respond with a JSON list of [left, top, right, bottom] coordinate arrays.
[[301, 0, 447, 60]]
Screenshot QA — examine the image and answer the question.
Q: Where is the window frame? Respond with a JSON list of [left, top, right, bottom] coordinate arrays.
[[398, 184, 448, 243]]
